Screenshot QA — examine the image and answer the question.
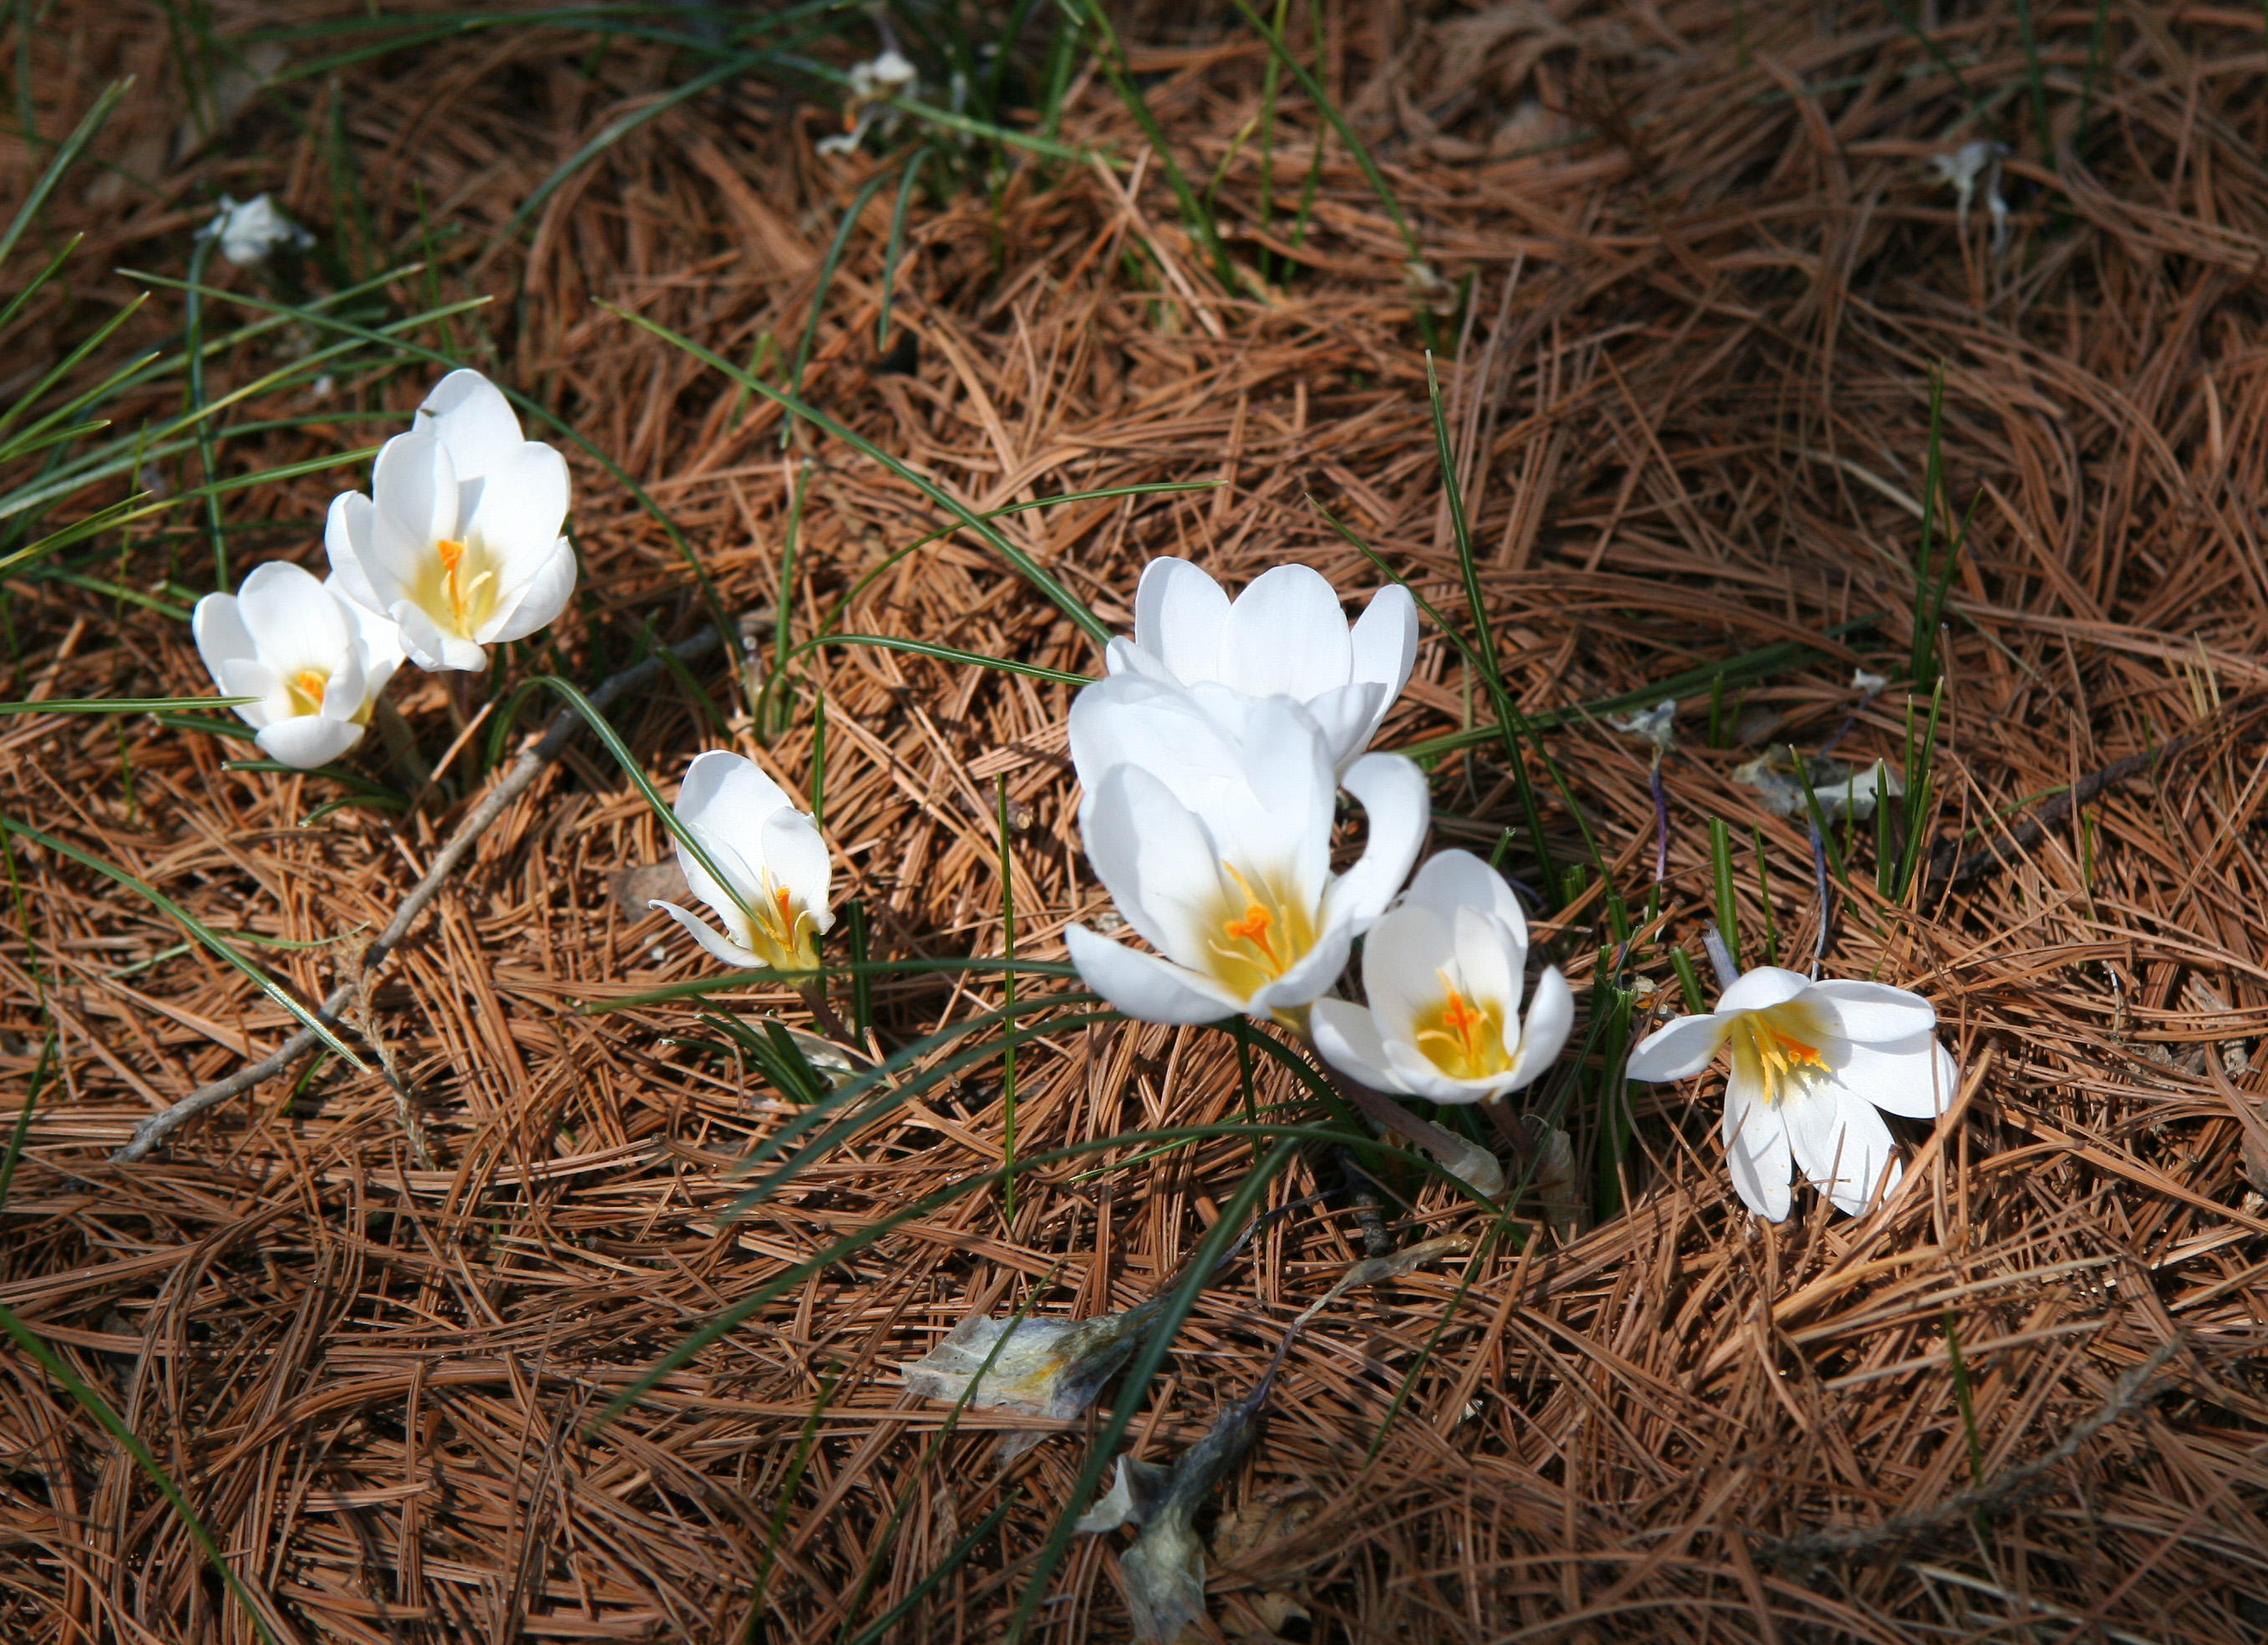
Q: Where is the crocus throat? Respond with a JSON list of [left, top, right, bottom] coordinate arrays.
[[743, 872, 819, 973], [1730, 1008, 1827, 1104], [415, 535, 500, 637], [1204, 861, 1317, 1002], [1412, 972, 1512, 1081], [284, 667, 329, 718]]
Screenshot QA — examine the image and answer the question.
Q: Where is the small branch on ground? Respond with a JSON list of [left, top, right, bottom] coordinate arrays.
[[114, 630, 723, 1164], [1929, 692, 2268, 891], [1753, 1337, 2185, 1568]]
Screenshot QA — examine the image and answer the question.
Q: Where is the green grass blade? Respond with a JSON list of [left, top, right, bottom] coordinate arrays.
[[997, 776, 1018, 1224], [601, 301, 1110, 648], [1, 815, 365, 1070], [1000, 1138, 1301, 1643], [1709, 818, 1742, 964], [875, 147, 930, 350], [1223, 0, 1424, 266], [806, 633, 1085, 684], [0, 78, 126, 271], [1073, 0, 1237, 289], [0, 695, 252, 714], [785, 165, 898, 443], [0, 1302, 285, 1644]]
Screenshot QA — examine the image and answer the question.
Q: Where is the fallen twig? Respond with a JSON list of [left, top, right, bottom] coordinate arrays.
[[1928, 692, 2268, 890], [114, 630, 723, 1163], [1754, 1337, 2185, 1567]]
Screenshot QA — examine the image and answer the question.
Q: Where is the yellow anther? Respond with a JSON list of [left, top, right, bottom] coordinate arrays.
[[1733, 1010, 1828, 1104], [1202, 861, 1316, 1000], [1412, 970, 1511, 1081]]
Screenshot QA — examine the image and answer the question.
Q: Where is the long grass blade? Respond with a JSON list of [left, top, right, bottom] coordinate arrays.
[[0, 815, 366, 1069]]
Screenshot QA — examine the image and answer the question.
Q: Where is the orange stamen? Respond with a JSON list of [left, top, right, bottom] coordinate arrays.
[[292, 669, 327, 709]]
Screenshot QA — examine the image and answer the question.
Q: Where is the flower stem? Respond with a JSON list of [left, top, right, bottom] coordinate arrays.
[[798, 982, 855, 1046], [1327, 1069, 1505, 1201]]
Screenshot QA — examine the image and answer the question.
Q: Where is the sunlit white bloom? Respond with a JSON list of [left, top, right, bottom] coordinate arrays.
[[1626, 965, 1957, 1220], [817, 49, 918, 155], [325, 369, 576, 673], [1064, 677, 1428, 1027], [1607, 698, 1677, 754], [1104, 556, 1418, 772], [204, 193, 312, 266], [192, 561, 401, 768], [1312, 850, 1572, 1104], [1931, 139, 2011, 256], [648, 751, 832, 972]]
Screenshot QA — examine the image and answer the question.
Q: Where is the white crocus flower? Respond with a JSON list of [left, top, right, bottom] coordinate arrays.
[[1312, 850, 1573, 1103], [1104, 556, 1418, 773], [325, 369, 576, 673], [1626, 966, 1957, 1221], [192, 561, 402, 769], [204, 193, 313, 266], [648, 751, 833, 973], [1063, 677, 1428, 1027]]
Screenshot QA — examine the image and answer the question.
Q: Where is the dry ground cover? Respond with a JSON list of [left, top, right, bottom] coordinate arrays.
[[1, 1, 2265, 1640]]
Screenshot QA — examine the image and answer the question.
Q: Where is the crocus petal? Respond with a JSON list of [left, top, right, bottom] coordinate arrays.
[[1829, 1031, 1956, 1118], [649, 899, 764, 968], [1501, 965, 1574, 1092], [216, 657, 287, 724], [1078, 763, 1229, 965], [324, 493, 385, 613], [1067, 673, 1250, 811], [1220, 563, 1352, 702], [1626, 1012, 1733, 1081], [191, 593, 256, 681], [464, 441, 571, 574], [255, 714, 363, 769], [1248, 918, 1357, 1017], [1311, 998, 1403, 1091], [1786, 1089, 1899, 1216], [1449, 906, 1519, 1018], [672, 751, 792, 918], [1378, 1035, 1474, 1102], [419, 368, 526, 484], [1402, 848, 1527, 947], [1322, 752, 1430, 932], [1301, 681, 1386, 772], [1103, 636, 1175, 683], [477, 536, 576, 644], [1722, 1079, 1792, 1221], [1065, 924, 1242, 1023], [1716, 965, 1814, 1014], [760, 807, 835, 933], [369, 429, 459, 571], [317, 644, 368, 718], [1130, 556, 1230, 685], [1229, 694, 1337, 897], [1357, 903, 1452, 1041], [1347, 582, 1418, 723], [1805, 978, 1937, 1043], [388, 601, 477, 673], [236, 561, 348, 673], [336, 592, 403, 698]]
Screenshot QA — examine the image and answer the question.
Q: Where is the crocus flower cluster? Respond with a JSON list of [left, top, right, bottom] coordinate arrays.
[[194, 368, 576, 767], [1065, 557, 1573, 1110]]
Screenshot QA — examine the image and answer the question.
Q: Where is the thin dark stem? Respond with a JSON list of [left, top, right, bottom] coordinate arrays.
[[114, 630, 723, 1162]]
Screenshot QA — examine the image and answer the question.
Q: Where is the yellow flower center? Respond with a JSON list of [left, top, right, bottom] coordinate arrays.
[[1728, 1007, 1829, 1105], [1203, 861, 1317, 1004], [412, 535, 500, 637], [742, 872, 819, 973], [1411, 972, 1512, 1081], [284, 667, 329, 718]]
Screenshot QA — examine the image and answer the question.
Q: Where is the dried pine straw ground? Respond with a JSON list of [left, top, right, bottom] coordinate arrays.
[[2, 2, 2266, 1640]]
